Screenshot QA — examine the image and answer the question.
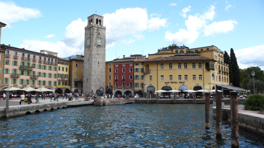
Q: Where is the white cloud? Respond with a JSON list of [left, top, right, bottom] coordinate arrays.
[[225, 4, 232, 11], [170, 3, 177, 6], [20, 40, 83, 58], [106, 42, 115, 48], [0, 1, 42, 26], [166, 5, 215, 44], [203, 20, 237, 36], [134, 34, 145, 40], [121, 39, 135, 44], [104, 8, 167, 45], [180, 6, 191, 18], [235, 45, 264, 69], [45, 34, 55, 38]]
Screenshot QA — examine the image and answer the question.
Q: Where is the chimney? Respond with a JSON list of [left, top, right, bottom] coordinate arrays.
[[8, 44, 10, 46], [123, 55, 125, 58]]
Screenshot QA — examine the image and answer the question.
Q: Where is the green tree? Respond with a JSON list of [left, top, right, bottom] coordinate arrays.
[[224, 51, 230, 65], [240, 66, 264, 89], [247, 79, 264, 94], [230, 48, 240, 87]]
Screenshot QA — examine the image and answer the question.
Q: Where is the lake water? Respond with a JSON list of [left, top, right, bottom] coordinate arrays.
[[0, 104, 263, 147]]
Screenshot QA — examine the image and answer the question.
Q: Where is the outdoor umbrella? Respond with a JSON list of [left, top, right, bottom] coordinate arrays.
[[183, 90, 196, 93], [35, 87, 53, 92], [3, 87, 22, 91], [155, 90, 168, 93], [197, 90, 210, 93], [21, 87, 38, 92], [169, 90, 181, 93]]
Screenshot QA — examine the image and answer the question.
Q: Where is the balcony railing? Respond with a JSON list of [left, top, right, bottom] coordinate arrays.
[[5, 54, 10, 58], [21, 57, 25, 60], [32, 58, 36, 62], [26, 58, 31, 61], [19, 65, 32, 71], [10, 73, 20, 78], [30, 75, 39, 79], [143, 70, 150, 74], [38, 60, 42, 63], [51, 61, 53, 65], [13, 55, 18, 59], [43, 60, 47, 64]]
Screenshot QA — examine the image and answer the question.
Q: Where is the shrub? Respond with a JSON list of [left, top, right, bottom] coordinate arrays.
[[243, 94, 264, 111]]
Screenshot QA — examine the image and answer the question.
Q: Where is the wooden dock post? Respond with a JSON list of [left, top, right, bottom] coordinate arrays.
[[216, 91, 222, 139], [204, 92, 210, 129], [230, 91, 239, 148]]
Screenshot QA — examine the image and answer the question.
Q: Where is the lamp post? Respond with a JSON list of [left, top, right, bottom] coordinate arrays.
[[251, 71, 255, 94]]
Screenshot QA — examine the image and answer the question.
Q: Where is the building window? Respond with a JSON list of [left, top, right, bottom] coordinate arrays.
[[192, 63, 196, 69], [5, 60, 9, 65], [122, 82, 125, 87], [32, 80, 35, 85], [184, 63, 187, 69], [14, 61, 18, 66], [184, 75, 188, 81], [199, 63, 202, 69], [129, 82, 133, 87], [178, 75, 182, 81], [129, 75, 133, 80], [62, 67, 64, 71], [38, 80, 41, 86], [135, 68, 139, 72], [122, 75, 125, 80], [130, 63, 133, 66], [178, 63, 181, 69], [54, 81, 57, 86], [149, 75, 152, 81], [48, 73, 52, 78], [122, 64, 125, 66], [109, 64, 112, 66], [26, 80, 29, 85], [108, 82, 112, 87], [115, 64, 118, 67], [160, 63, 164, 70], [199, 75, 202, 81], [169, 63, 172, 69], [141, 75, 144, 80], [58, 81, 61, 85], [4, 68, 8, 74], [140, 83, 144, 88], [109, 75, 111, 80], [54, 67, 57, 71], [43, 65, 46, 70], [75, 69, 78, 73], [122, 68, 126, 73], [135, 75, 139, 80], [193, 75, 196, 81], [82, 64, 84, 68], [169, 75, 173, 81], [54, 74, 57, 78], [48, 66, 52, 70], [38, 65, 41, 69], [115, 76, 118, 80], [109, 68, 111, 72], [141, 68, 144, 73], [43, 73, 46, 77], [129, 68, 133, 72], [12, 79, 16, 84], [212, 73, 215, 81], [115, 83, 118, 87], [49, 81, 52, 86], [75, 63, 78, 67], [201, 49, 203, 51], [115, 69, 118, 73], [135, 63, 139, 66], [160, 75, 164, 81], [135, 83, 139, 87], [32, 64, 35, 68]]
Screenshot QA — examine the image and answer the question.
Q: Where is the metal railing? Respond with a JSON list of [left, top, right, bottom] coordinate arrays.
[[5, 54, 10, 58], [13, 55, 18, 59], [10, 73, 20, 78]]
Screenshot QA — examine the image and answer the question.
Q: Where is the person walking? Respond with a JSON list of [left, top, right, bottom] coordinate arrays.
[[20, 93, 25, 105], [56, 93, 59, 102], [118, 94, 121, 100], [76, 93, 79, 100], [42, 93, 45, 100], [35, 94, 39, 103], [3, 93, 6, 100], [28, 94, 32, 104], [9, 93, 12, 100]]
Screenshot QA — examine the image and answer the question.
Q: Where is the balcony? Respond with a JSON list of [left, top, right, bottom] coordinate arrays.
[[47, 61, 51, 64], [26, 58, 31, 61], [19, 65, 32, 71], [32, 58, 36, 62], [61, 77, 65, 80], [38, 60, 42, 63], [51, 61, 53, 65], [21, 57, 25, 60], [143, 70, 150, 74], [30, 75, 39, 80], [13, 55, 18, 59], [10, 73, 20, 78], [5, 54, 10, 58], [43, 60, 47, 64]]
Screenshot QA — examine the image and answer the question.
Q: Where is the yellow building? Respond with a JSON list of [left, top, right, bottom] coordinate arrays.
[[134, 56, 146, 96], [55, 57, 71, 94], [69, 55, 84, 93], [138, 45, 229, 96], [0, 47, 5, 87], [105, 61, 114, 94]]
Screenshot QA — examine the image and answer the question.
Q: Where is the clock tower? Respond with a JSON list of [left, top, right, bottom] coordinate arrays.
[[83, 14, 106, 94]]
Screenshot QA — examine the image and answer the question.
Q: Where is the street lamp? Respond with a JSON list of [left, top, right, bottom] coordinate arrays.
[[251, 71, 255, 94]]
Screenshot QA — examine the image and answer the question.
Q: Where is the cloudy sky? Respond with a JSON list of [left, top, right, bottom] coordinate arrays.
[[0, 0, 263, 69]]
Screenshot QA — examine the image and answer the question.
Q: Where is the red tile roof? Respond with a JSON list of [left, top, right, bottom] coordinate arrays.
[[137, 55, 215, 62]]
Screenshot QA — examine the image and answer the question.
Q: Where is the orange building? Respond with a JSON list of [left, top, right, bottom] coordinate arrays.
[[69, 55, 84, 93]]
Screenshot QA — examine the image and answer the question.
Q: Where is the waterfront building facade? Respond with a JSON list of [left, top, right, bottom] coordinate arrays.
[[105, 61, 114, 94], [138, 45, 229, 95], [1, 45, 58, 91], [133, 55, 146, 97], [0, 48, 5, 87], [83, 14, 106, 94], [69, 55, 84, 93], [55, 57, 71, 94]]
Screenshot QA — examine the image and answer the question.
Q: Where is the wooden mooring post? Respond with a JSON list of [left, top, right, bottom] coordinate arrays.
[[230, 91, 239, 148], [156, 92, 159, 104], [204, 92, 210, 129], [216, 91, 222, 139]]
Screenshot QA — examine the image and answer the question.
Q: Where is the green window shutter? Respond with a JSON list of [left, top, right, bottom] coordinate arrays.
[[29, 80, 31, 85], [23, 79, 26, 85], [12, 69, 14, 74], [41, 65, 43, 69], [20, 71, 22, 75], [25, 62, 27, 66], [24, 71, 27, 76], [12, 61, 14, 66], [7, 69, 9, 74], [4, 59, 6, 65], [20, 79, 22, 85], [29, 71, 31, 76], [7, 78, 9, 84], [20, 61, 22, 65], [3, 78, 5, 84]]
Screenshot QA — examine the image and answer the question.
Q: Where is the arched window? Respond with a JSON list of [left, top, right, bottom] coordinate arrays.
[[160, 63, 164, 69], [207, 48, 209, 51], [96, 19, 98, 24], [180, 50, 184, 54], [122, 82, 125, 87], [99, 19, 101, 25], [212, 73, 215, 81], [201, 49, 203, 51], [195, 50, 198, 53], [175, 50, 178, 54]]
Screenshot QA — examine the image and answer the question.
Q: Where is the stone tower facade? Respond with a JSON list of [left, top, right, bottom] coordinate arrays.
[[83, 14, 106, 94]]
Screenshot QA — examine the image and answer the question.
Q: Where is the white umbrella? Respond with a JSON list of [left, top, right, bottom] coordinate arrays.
[[184, 90, 196, 93], [155, 90, 168, 93], [36, 87, 53, 92], [4, 87, 22, 91], [197, 90, 210, 93], [21, 87, 38, 92], [169, 90, 181, 93]]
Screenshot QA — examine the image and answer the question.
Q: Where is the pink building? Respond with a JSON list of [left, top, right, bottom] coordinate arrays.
[[1, 45, 58, 91]]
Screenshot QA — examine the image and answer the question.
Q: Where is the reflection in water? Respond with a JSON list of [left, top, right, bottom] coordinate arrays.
[[0, 104, 263, 147]]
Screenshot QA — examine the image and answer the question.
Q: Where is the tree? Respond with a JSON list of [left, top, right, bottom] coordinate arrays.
[[224, 51, 230, 65], [230, 48, 240, 87], [240, 66, 264, 89], [247, 79, 264, 94]]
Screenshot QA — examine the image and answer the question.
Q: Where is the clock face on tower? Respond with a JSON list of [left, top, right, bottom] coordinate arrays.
[[95, 37, 104, 47]]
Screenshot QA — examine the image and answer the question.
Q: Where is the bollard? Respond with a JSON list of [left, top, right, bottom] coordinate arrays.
[[216, 92, 222, 139], [5, 91, 10, 118], [204, 93, 210, 129], [193, 92, 196, 104], [173, 92, 176, 104], [230, 91, 239, 148], [156, 92, 159, 104]]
